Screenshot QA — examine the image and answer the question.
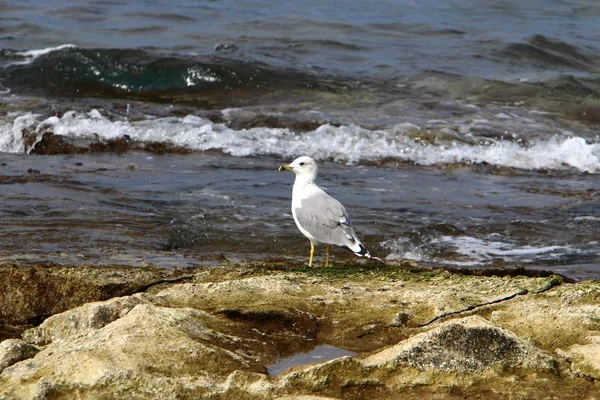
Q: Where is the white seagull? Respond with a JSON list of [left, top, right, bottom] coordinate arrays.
[[278, 156, 375, 267]]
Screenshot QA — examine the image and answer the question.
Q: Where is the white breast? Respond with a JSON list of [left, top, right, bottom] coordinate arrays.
[[291, 181, 322, 244]]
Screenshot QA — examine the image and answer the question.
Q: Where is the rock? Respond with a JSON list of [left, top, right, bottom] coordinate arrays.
[[22, 294, 160, 345], [362, 316, 557, 374], [389, 312, 411, 327], [278, 316, 558, 395], [558, 336, 600, 380], [1, 263, 599, 399], [0, 339, 38, 372], [0, 264, 191, 333], [0, 303, 278, 399], [29, 132, 85, 155], [277, 356, 370, 394], [275, 396, 341, 400]]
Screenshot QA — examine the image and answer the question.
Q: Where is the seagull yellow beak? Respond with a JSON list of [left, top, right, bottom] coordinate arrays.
[[278, 164, 293, 171]]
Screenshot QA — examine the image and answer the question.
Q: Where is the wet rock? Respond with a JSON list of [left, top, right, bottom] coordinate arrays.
[[26, 168, 40, 175], [88, 136, 131, 153], [216, 308, 318, 337], [143, 141, 192, 155], [143, 141, 168, 154], [228, 114, 326, 133], [216, 308, 319, 357], [27, 130, 193, 155], [0, 339, 38, 372], [29, 132, 86, 155]]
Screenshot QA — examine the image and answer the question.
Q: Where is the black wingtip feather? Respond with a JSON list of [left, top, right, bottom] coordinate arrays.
[[356, 244, 371, 258], [353, 244, 384, 262]]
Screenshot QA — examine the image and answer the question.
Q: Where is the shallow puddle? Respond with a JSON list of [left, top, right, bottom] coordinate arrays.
[[267, 344, 357, 376]]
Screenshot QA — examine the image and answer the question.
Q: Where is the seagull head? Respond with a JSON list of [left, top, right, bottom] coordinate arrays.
[[278, 156, 318, 181]]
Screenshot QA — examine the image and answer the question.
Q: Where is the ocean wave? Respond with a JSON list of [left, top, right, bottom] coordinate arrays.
[[1, 109, 599, 173], [7, 44, 78, 67], [498, 35, 600, 72], [0, 45, 316, 99], [2, 46, 226, 94]]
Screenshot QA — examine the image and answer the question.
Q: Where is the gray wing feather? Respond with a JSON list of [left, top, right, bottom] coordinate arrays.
[[294, 190, 361, 250]]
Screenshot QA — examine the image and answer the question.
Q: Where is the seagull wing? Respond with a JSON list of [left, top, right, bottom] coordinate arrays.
[[294, 188, 363, 252]]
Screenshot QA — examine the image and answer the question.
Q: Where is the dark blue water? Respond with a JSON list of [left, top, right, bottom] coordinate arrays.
[[1, 152, 599, 280], [1, 0, 600, 280], [2, 0, 600, 78]]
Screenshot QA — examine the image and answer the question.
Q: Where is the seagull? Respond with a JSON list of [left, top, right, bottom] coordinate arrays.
[[278, 156, 375, 267]]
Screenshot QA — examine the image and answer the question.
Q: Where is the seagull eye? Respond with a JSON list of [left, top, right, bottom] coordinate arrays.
[[299, 162, 305, 166]]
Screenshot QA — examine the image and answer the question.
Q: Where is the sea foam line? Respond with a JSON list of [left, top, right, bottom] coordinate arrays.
[[1, 109, 599, 173], [5, 44, 77, 67], [382, 235, 577, 267]]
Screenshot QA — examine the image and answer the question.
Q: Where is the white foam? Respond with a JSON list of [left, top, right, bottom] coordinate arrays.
[[574, 216, 600, 222], [7, 44, 77, 67], [0, 81, 10, 95], [1, 110, 599, 173], [382, 237, 430, 264], [431, 236, 568, 258], [0, 113, 41, 153], [383, 235, 575, 267], [184, 66, 219, 86]]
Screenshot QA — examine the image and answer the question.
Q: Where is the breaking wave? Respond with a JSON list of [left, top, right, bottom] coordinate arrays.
[[1, 109, 599, 173]]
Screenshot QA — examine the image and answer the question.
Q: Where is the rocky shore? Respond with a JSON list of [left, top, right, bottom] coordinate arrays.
[[1, 261, 599, 399]]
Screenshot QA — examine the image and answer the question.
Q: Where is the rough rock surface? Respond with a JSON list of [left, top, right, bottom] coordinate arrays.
[[1, 262, 599, 399], [0, 339, 38, 371], [361, 316, 557, 373], [558, 336, 600, 380], [0, 263, 192, 339], [21, 294, 161, 346]]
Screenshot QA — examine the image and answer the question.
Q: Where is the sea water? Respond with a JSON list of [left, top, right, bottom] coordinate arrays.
[[1, 0, 599, 280]]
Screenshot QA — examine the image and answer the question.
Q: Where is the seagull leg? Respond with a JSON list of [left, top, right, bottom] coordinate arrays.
[[325, 245, 331, 267], [309, 243, 315, 267]]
